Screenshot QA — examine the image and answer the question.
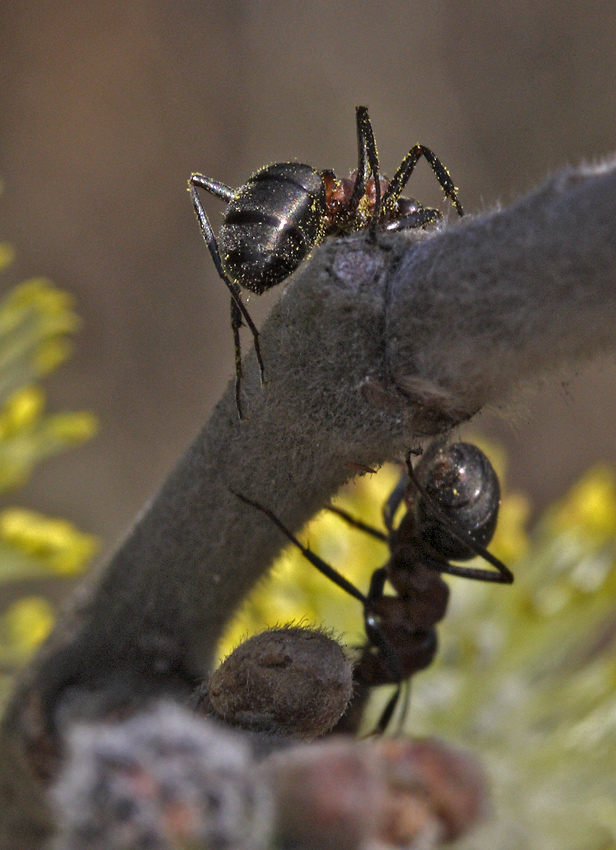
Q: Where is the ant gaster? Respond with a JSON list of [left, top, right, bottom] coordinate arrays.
[[235, 442, 512, 734], [190, 106, 463, 418]]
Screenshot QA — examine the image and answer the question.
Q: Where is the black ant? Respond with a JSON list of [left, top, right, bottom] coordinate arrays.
[[189, 106, 463, 419], [234, 442, 512, 735]]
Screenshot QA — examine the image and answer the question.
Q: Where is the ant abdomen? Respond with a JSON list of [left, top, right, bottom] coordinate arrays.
[[411, 442, 500, 561], [219, 163, 327, 294]]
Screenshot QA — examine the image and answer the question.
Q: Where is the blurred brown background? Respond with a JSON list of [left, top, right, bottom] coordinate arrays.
[[0, 1, 615, 559]]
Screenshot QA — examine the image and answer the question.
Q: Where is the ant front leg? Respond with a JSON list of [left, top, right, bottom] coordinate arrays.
[[381, 145, 464, 217], [347, 107, 370, 217], [189, 175, 266, 418], [349, 107, 382, 234]]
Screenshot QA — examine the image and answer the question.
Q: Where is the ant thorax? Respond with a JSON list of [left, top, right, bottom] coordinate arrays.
[[321, 169, 427, 235]]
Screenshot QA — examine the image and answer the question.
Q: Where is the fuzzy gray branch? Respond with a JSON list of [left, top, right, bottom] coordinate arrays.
[[5, 159, 616, 754]]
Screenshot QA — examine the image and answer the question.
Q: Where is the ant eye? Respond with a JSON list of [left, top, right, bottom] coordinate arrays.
[[414, 443, 500, 561]]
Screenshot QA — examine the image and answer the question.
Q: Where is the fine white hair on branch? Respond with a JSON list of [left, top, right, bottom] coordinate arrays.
[[5, 157, 616, 758]]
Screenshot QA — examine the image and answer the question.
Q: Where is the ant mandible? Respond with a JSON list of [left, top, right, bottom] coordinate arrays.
[[189, 106, 464, 419], [235, 442, 512, 734]]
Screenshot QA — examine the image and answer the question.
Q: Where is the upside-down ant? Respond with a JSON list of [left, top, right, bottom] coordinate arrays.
[[235, 442, 512, 733]]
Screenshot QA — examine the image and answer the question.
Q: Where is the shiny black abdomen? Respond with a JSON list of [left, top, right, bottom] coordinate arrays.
[[415, 442, 501, 561], [219, 163, 327, 294]]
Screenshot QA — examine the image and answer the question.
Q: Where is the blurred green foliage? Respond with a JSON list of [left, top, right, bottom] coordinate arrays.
[[219, 443, 616, 850], [0, 226, 98, 709]]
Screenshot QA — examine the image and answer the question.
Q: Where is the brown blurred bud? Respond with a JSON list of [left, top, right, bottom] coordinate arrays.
[[263, 738, 380, 850], [376, 737, 489, 844], [207, 627, 353, 740], [262, 735, 489, 850]]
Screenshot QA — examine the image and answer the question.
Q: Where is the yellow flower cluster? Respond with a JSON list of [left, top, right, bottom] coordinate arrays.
[[0, 384, 97, 494], [0, 212, 98, 705], [0, 508, 98, 579]]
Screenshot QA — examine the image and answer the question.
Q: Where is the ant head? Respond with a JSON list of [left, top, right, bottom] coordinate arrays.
[[408, 442, 500, 561]]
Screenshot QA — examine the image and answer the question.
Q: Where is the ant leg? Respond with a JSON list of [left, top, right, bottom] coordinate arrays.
[[372, 686, 402, 736], [405, 451, 514, 584], [347, 106, 370, 216], [381, 146, 464, 217], [366, 564, 388, 600], [371, 679, 412, 736], [325, 504, 388, 542], [230, 297, 244, 419], [233, 491, 368, 605], [189, 175, 266, 390], [396, 679, 412, 732], [189, 172, 236, 203], [349, 107, 381, 233], [382, 471, 409, 533], [358, 107, 381, 230], [362, 565, 407, 735], [384, 206, 442, 232], [423, 553, 513, 583]]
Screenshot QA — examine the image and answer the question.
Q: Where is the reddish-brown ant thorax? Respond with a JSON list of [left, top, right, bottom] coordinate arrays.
[[321, 169, 393, 234]]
